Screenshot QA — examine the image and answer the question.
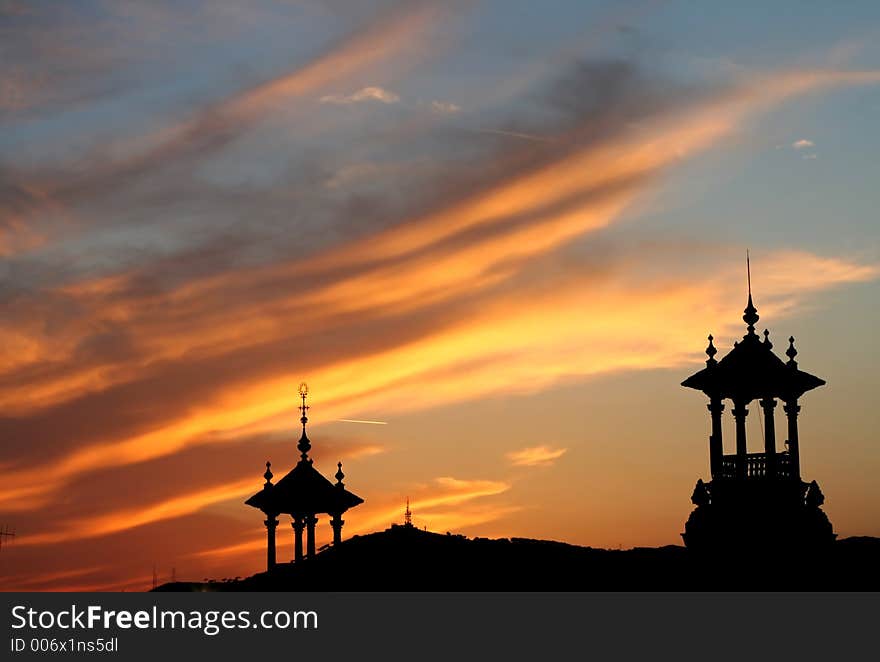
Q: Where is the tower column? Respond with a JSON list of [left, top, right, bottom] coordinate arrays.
[[264, 516, 278, 571], [330, 514, 344, 545], [732, 401, 749, 480], [707, 397, 724, 479], [292, 516, 305, 562], [761, 397, 777, 478], [784, 400, 801, 481], [306, 514, 318, 558]]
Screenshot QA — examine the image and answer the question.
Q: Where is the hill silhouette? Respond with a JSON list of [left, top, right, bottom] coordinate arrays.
[[156, 525, 880, 591]]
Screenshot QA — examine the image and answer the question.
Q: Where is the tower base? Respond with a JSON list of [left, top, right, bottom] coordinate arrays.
[[682, 477, 835, 558]]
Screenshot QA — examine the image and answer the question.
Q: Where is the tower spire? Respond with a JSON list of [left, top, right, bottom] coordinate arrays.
[[743, 249, 759, 336], [705, 334, 717, 366], [404, 497, 412, 527], [747, 249, 752, 299], [297, 382, 312, 462], [786, 336, 798, 366]]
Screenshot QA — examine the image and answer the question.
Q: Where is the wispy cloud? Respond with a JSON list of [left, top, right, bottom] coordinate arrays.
[[507, 445, 568, 467], [320, 86, 401, 105], [430, 100, 461, 113], [792, 138, 815, 149]]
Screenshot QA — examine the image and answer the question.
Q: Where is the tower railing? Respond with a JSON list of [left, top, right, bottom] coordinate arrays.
[[718, 452, 791, 480]]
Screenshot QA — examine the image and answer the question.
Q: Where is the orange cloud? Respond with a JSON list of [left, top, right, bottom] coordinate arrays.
[[10, 442, 385, 547], [2, 566, 107, 592], [7, 66, 873, 422], [6, 66, 877, 406], [16, 478, 257, 547], [0, 245, 874, 515], [507, 446, 568, 467]]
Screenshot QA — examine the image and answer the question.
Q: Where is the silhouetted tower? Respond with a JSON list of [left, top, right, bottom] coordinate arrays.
[[245, 383, 364, 572], [404, 498, 413, 527], [0, 525, 15, 552], [680, 256, 834, 554]]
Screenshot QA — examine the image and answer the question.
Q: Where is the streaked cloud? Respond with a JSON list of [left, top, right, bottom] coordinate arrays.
[[18, 478, 258, 547], [507, 445, 568, 467], [792, 138, 815, 149]]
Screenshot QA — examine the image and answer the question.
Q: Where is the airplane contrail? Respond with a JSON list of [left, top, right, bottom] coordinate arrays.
[[337, 419, 388, 425], [472, 127, 555, 143]]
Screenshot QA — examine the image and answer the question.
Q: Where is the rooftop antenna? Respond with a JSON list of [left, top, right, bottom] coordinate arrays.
[[0, 525, 15, 552], [404, 498, 412, 527]]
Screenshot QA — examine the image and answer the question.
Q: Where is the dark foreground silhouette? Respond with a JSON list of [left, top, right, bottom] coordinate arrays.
[[155, 525, 880, 592]]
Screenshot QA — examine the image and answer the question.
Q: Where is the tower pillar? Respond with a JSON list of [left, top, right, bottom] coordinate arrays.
[[264, 516, 278, 571], [330, 514, 344, 545], [292, 516, 305, 562], [760, 397, 777, 478], [784, 400, 801, 481], [732, 401, 749, 479], [306, 514, 318, 558], [707, 397, 724, 479]]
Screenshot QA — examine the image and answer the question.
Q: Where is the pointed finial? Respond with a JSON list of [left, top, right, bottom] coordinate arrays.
[[747, 249, 752, 296], [705, 334, 717, 366], [297, 382, 312, 461], [743, 250, 759, 335], [263, 461, 273, 487], [335, 461, 345, 486], [298, 382, 309, 426], [786, 336, 798, 366], [297, 432, 312, 461], [763, 329, 772, 349]]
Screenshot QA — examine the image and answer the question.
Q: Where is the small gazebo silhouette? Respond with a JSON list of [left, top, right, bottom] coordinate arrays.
[[680, 260, 835, 553], [245, 383, 364, 571]]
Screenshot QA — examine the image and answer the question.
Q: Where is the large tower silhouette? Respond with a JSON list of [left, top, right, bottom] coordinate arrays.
[[680, 260, 834, 555]]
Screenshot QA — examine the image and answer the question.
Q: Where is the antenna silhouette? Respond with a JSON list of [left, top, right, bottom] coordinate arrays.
[[404, 498, 412, 527], [0, 525, 15, 552]]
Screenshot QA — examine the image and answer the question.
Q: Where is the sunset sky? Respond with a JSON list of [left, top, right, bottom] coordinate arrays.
[[2, 0, 880, 591]]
